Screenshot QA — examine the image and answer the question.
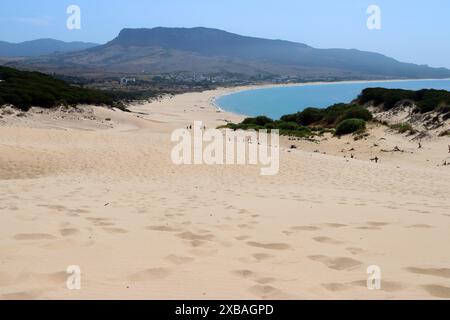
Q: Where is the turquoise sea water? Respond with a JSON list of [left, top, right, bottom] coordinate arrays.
[[216, 79, 450, 120]]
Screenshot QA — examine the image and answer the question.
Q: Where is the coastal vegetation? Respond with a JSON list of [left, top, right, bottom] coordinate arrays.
[[0, 66, 124, 111], [220, 87, 450, 137], [357, 87, 450, 113], [335, 119, 366, 136], [220, 103, 372, 137], [390, 123, 417, 135]]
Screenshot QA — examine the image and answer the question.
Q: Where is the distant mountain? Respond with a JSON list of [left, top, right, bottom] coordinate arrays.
[[6, 27, 450, 80], [0, 39, 99, 57]]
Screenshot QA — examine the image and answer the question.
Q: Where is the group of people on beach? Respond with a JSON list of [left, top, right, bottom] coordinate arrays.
[[183, 123, 450, 166], [186, 124, 207, 130]]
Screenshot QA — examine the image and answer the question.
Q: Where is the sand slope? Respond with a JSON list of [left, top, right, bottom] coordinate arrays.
[[0, 89, 449, 300]]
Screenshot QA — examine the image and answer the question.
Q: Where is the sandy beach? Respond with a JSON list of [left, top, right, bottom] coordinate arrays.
[[1, 86, 450, 300]]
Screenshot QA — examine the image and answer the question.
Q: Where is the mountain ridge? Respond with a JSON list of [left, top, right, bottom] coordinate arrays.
[[0, 39, 100, 57], [4, 27, 450, 80]]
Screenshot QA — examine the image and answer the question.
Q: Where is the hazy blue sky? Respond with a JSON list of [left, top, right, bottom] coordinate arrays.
[[0, 0, 449, 68]]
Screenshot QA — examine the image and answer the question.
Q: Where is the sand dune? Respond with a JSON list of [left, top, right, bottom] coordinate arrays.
[[0, 87, 449, 300]]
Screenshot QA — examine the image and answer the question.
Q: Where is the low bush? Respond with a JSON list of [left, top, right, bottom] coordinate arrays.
[[335, 119, 367, 136], [281, 103, 371, 127], [390, 123, 417, 135], [242, 116, 273, 126]]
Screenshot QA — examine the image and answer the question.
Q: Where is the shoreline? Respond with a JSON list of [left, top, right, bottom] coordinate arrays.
[[210, 78, 450, 117]]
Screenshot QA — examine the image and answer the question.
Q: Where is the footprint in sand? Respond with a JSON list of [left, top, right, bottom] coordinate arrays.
[[313, 236, 343, 245], [146, 225, 180, 232], [186, 240, 208, 248], [405, 224, 434, 229], [13, 233, 56, 241], [422, 284, 450, 298], [346, 247, 365, 255], [165, 255, 195, 265], [38, 204, 67, 212], [323, 280, 404, 292], [249, 284, 278, 295], [231, 270, 276, 285], [308, 255, 362, 271], [96, 222, 116, 227], [406, 267, 450, 279], [60, 228, 79, 237], [247, 242, 290, 250], [356, 221, 390, 230], [322, 223, 347, 228], [256, 277, 276, 285], [351, 280, 405, 292], [322, 283, 350, 292], [19, 271, 69, 286], [128, 268, 171, 281], [367, 222, 390, 227], [252, 253, 274, 262], [235, 235, 250, 241], [87, 217, 115, 227], [291, 226, 320, 231], [70, 209, 90, 214], [176, 231, 215, 241], [232, 270, 256, 279], [248, 284, 286, 299], [103, 227, 128, 234]]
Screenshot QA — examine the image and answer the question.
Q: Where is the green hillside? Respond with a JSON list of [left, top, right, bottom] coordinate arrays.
[[0, 66, 116, 111]]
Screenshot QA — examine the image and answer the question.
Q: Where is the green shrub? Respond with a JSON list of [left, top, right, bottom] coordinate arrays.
[[322, 103, 351, 125], [335, 119, 367, 136], [390, 123, 417, 135], [281, 107, 326, 126], [281, 104, 371, 127], [341, 105, 373, 122], [272, 120, 300, 131], [242, 116, 273, 126], [279, 112, 299, 123]]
